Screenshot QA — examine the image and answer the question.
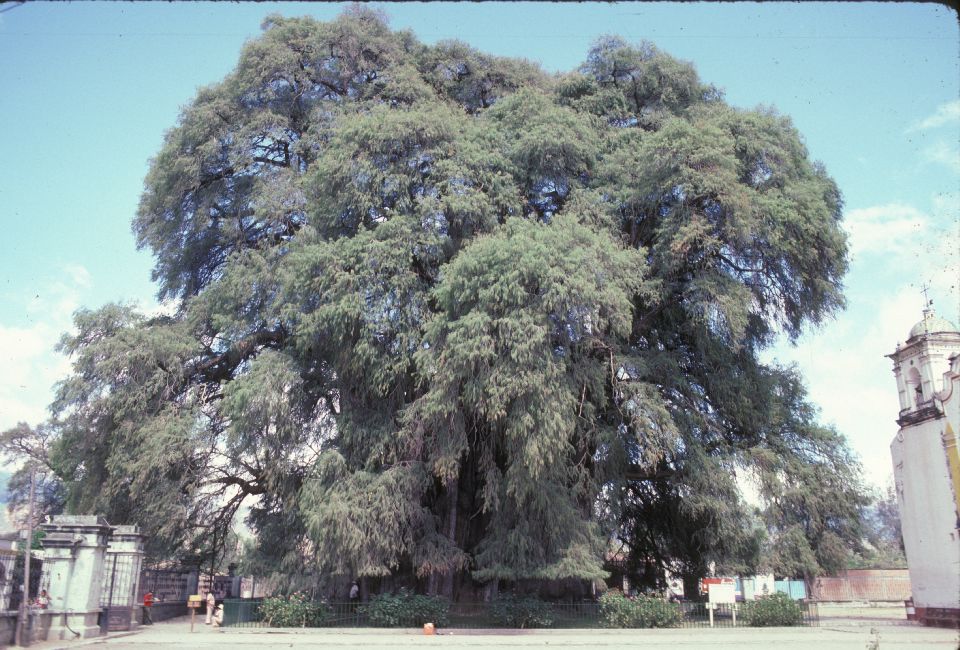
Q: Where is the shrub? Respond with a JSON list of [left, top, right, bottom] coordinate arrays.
[[259, 592, 331, 627], [597, 591, 636, 628], [489, 594, 554, 628], [741, 592, 803, 627], [598, 591, 681, 628], [361, 590, 450, 627]]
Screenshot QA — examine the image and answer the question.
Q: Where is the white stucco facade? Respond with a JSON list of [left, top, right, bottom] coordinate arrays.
[[887, 309, 960, 625]]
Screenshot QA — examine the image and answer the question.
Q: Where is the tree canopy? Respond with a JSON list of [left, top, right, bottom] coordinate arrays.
[[3, 7, 864, 595]]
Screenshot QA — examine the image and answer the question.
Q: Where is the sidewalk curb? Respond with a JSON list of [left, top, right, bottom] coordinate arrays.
[[45, 628, 142, 650]]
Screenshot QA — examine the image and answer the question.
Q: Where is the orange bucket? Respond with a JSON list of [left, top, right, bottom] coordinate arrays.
[[423, 622, 435, 635]]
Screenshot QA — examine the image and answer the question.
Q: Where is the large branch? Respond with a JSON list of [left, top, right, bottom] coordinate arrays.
[[211, 474, 267, 496], [624, 465, 676, 482], [191, 326, 287, 383]]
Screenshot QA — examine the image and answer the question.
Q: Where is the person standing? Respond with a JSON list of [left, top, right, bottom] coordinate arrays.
[[142, 590, 154, 625], [349, 581, 359, 615], [205, 590, 216, 625]]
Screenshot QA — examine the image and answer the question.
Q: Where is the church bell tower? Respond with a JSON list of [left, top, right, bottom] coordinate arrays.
[[887, 306, 960, 628]]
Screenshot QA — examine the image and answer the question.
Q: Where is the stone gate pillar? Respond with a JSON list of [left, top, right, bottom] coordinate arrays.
[[186, 569, 199, 598], [40, 515, 113, 639]]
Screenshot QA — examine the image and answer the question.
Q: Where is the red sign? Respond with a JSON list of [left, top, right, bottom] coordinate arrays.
[[699, 577, 735, 595]]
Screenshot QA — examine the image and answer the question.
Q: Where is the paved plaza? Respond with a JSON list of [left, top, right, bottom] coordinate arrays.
[[22, 616, 960, 650]]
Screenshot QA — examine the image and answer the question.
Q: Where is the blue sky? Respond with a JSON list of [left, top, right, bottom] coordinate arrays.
[[1, 2, 958, 492]]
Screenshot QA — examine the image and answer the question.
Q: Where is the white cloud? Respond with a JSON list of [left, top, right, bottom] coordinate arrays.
[[766, 286, 928, 489], [922, 140, 960, 174], [0, 263, 165, 435], [0, 322, 71, 431], [844, 200, 959, 298], [767, 195, 960, 490], [0, 265, 91, 432], [907, 100, 960, 133], [843, 203, 928, 258], [64, 264, 92, 289]]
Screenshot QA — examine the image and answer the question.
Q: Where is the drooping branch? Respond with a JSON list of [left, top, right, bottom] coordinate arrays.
[[191, 326, 287, 382]]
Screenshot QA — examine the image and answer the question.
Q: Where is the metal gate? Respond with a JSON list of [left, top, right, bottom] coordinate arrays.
[[100, 551, 139, 631]]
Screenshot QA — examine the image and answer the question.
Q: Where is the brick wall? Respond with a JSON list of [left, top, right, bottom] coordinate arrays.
[[812, 569, 911, 602]]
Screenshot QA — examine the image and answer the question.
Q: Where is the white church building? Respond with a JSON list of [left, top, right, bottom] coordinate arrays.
[[887, 307, 960, 628]]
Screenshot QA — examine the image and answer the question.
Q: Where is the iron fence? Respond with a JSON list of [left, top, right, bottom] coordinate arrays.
[[138, 568, 191, 603], [679, 602, 819, 628], [222, 598, 819, 629], [221, 598, 262, 628], [6, 556, 42, 612]]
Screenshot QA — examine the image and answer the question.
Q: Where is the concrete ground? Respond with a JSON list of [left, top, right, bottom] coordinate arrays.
[[22, 616, 960, 650]]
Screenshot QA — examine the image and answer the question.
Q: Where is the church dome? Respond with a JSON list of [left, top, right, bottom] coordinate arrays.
[[908, 309, 960, 340]]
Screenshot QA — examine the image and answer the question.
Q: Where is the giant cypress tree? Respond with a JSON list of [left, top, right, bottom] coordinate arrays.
[[28, 8, 861, 594]]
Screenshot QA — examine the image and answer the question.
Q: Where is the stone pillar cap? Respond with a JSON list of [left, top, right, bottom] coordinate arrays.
[[42, 532, 85, 549], [110, 524, 142, 536], [44, 515, 112, 527]]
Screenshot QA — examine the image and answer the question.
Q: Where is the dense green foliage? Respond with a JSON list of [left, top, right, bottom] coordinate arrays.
[[259, 592, 331, 627], [598, 591, 681, 628], [362, 591, 450, 627], [1, 7, 864, 593], [741, 592, 802, 627], [847, 485, 905, 569], [488, 594, 554, 628], [756, 386, 868, 584]]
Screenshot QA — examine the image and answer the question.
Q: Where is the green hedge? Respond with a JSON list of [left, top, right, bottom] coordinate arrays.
[[259, 593, 331, 627], [598, 591, 681, 628], [361, 591, 450, 627], [489, 594, 554, 628], [741, 592, 803, 627]]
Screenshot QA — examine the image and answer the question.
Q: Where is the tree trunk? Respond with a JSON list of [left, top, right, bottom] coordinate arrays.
[[802, 572, 814, 601], [683, 573, 702, 602], [483, 579, 499, 602], [441, 478, 459, 600]]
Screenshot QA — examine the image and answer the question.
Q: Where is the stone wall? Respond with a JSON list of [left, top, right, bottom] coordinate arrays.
[[147, 601, 188, 623], [0, 610, 60, 646], [812, 569, 911, 602]]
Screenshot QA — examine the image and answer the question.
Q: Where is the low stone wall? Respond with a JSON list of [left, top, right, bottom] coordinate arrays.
[[0, 610, 60, 645], [916, 606, 960, 629], [812, 570, 911, 602], [147, 601, 188, 623], [0, 611, 14, 646]]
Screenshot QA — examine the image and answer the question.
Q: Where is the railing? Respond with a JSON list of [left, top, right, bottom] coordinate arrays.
[[222, 599, 819, 629], [681, 602, 819, 628], [6, 556, 42, 612], [138, 568, 191, 603], [221, 598, 264, 628]]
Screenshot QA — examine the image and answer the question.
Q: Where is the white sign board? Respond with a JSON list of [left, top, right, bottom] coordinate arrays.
[[708, 582, 736, 604]]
